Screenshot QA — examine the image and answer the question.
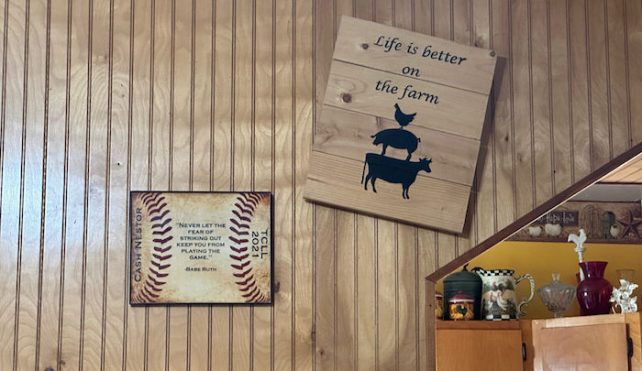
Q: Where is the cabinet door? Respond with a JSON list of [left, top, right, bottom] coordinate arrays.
[[436, 329, 524, 371], [538, 323, 628, 371]]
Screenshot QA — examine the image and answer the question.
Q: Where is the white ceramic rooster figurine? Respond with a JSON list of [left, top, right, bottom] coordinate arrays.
[[568, 229, 587, 281]]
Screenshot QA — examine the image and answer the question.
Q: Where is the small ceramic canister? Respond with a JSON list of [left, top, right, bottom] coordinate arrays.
[[443, 264, 482, 320], [448, 293, 475, 321], [435, 292, 444, 319]]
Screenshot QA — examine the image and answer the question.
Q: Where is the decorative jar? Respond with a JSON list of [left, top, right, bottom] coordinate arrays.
[[443, 264, 482, 320], [448, 293, 475, 321]]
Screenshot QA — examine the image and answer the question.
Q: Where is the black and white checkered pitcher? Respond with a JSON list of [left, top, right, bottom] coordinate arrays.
[[472, 267, 536, 320]]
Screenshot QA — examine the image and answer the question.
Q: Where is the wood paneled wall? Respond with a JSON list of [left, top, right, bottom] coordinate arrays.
[[1, 0, 641, 370]]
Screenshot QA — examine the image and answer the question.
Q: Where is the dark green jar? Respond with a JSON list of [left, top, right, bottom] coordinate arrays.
[[443, 264, 482, 320]]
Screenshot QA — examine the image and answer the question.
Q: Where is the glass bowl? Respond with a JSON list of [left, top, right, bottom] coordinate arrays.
[[538, 273, 576, 318]]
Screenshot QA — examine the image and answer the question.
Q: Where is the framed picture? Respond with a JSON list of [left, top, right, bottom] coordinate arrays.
[[129, 191, 273, 305]]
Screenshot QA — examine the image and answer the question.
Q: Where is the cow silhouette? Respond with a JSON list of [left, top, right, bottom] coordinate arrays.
[[371, 128, 421, 161], [361, 153, 432, 199]]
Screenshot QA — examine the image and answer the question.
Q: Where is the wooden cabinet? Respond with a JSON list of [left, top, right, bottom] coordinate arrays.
[[436, 321, 526, 371], [436, 313, 642, 371], [530, 313, 640, 371]]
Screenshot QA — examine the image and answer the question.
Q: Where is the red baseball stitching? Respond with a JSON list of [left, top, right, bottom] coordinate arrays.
[[140, 193, 173, 302], [229, 193, 268, 303], [141, 192, 161, 206]]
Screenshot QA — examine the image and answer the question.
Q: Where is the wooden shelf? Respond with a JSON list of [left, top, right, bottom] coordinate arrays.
[[436, 319, 521, 330], [438, 313, 641, 330]]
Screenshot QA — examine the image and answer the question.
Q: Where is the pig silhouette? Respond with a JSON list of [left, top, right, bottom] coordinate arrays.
[[371, 128, 421, 161]]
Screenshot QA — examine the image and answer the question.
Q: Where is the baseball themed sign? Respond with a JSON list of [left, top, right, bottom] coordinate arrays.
[[129, 192, 272, 304], [304, 16, 496, 233]]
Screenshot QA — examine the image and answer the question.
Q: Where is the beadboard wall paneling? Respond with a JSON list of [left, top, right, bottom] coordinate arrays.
[[1, 0, 641, 370]]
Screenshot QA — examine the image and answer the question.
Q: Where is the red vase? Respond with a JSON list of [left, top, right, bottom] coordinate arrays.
[[577, 261, 613, 316]]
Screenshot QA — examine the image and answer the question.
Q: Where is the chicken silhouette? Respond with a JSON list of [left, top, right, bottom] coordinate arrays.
[[394, 103, 417, 127]]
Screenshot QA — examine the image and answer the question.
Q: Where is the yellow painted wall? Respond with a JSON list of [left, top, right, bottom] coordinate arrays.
[[438, 241, 642, 319]]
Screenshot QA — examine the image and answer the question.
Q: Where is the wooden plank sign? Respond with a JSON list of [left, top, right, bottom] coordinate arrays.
[[304, 16, 497, 233], [130, 192, 272, 304]]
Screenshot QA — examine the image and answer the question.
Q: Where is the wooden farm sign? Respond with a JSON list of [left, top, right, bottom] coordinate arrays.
[[304, 16, 497, 233], [130, 192, 272, 304]]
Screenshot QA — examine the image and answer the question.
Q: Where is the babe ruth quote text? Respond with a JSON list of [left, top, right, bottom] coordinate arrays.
[[175, 222, 269, 273], [176, 222, 225, 272], [370, 35, 468, 105]]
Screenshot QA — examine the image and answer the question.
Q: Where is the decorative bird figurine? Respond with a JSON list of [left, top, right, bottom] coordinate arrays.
[[394, 103, 417, 127], [568, 229, 587, 281]]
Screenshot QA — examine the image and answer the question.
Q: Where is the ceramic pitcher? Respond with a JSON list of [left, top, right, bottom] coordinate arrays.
[[472, 267, 535, 320]]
